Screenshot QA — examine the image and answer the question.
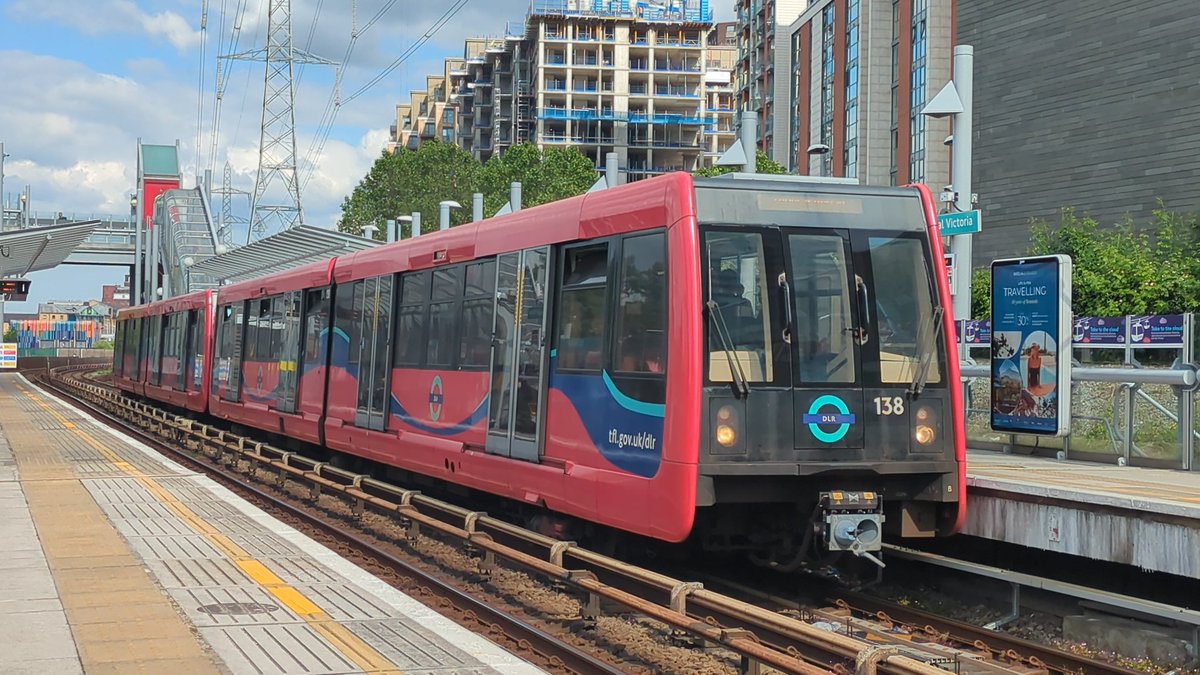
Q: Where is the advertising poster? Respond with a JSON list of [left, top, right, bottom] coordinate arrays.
[[990, 255, 1072, 436], [1, 343, 16, 369], [1129, 315, 1185, 346], [1073, 316, 1126, 345]]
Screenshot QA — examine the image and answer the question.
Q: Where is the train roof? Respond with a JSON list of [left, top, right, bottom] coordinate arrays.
[[115, 288, 212, 320], [215, 257, 336, 303], [332, 171, 695, 283]]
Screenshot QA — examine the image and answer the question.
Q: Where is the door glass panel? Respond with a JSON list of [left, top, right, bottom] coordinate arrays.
[[867, 236, 943, 384], [514, 248, 548, 442], [488, 253, 519, 443], [703, 231, 773, 382], [356, 280, 374, 416], [370, 276, 394, 429], [788, 233, 857, 384]]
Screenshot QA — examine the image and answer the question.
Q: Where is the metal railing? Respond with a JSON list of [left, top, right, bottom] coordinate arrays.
[[959, 362, 1199, 471]]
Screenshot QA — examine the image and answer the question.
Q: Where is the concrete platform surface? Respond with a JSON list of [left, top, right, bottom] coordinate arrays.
[[0, 372, 547, 675], [965, 449, 1200, 579]]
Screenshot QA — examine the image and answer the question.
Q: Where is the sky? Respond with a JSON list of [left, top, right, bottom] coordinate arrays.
[[1, 0, 736, 314]]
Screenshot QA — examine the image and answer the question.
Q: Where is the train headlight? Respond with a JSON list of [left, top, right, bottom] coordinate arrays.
[[915, 424, 936, 445], [715, 405, 738, 447], [914, 404, 936, 445]]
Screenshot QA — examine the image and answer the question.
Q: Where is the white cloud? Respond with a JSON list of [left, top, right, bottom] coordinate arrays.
[[8, 0, 203, 54]]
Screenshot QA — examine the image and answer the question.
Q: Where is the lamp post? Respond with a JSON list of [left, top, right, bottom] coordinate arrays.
[[439, 200, 461, 231], [922, 45, 974, 325], [130, 194, 142, 305], [807, 143, 831, 177], [1, 142, 7, 227], [396, 215, 413, 240]]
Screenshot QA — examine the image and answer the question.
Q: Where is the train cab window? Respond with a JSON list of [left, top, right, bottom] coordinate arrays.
[[788, 234, 857, 384], [867, 236, 942, 384], [703, 231, 773, 383], [615, 233, 667, 376], [460, 260, 496, 368], [394, 272, 430, 367], [557, 244, 609, 371]]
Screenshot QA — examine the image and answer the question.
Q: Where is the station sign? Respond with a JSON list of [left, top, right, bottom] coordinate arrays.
[[989, 255, 1073, 437], [938, 210, 982, 236], [1, 343, 16, 369]]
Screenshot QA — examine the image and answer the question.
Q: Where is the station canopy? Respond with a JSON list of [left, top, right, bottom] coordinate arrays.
[[188, 224, 381, 284], [0, 220, 102, 277]]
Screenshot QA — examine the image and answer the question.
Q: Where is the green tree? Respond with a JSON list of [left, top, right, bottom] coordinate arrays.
[[692, 150, 788, 177], [2, 327, 16, 342], [478, 143, 598, 216], [338, 141, 480, 237], [1025, 207, 1200, 317], [970, 268, 991, 320]]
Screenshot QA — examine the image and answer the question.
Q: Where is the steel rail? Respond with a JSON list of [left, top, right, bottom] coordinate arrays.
[[47, 366, 1103, 675]]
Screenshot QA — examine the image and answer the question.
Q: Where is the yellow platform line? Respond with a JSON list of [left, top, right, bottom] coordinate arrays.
[[24, 384, 404, 675]]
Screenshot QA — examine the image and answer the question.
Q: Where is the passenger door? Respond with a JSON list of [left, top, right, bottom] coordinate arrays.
[[486, 247, 550, 461], [784, 229, 866, 453], [355, 276, 395, 432]]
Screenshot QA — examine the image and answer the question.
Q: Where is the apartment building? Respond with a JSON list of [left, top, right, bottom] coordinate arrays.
[[390, 60, 461, 152], [774, 0, 952, 186], [388, 0, 735, 179], [734, 0, 807, 159]]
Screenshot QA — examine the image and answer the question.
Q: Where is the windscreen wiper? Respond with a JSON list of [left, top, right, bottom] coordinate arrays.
[[909, 306, 945, 397], [706, 299, 750, 398]]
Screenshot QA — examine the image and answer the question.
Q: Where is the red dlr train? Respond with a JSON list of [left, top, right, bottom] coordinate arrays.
[[113, 172, 966, 570]]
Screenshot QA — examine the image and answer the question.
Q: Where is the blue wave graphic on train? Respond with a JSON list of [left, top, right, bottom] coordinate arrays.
[[549, 356, 664, 479]]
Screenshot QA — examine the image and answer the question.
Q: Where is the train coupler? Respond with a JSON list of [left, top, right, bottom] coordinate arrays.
[[819, 491, 886, 569]]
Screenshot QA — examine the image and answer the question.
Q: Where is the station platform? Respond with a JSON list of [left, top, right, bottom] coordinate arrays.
[[0, 372, 545, 675], [964, 448, 1200, 578]]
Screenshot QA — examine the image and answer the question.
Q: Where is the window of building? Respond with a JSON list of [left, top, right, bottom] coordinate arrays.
[[844, 0, 860, 179], [909, 0, 928, 183], [890, 0, 900, 185], [443, 108, 455, 124], [820, 4, 836, 177]]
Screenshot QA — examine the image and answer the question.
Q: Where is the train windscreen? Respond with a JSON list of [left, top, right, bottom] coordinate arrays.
[[696, 183, 944, 391]]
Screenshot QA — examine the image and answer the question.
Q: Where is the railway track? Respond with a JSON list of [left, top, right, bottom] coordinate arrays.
[[35, 365, 1139, 675]]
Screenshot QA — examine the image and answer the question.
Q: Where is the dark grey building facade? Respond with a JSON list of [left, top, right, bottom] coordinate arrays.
[[958, 0, 1200, 264]]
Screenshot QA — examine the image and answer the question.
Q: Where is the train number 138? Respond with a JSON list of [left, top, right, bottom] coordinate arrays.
[[874, 396, 905, 416]]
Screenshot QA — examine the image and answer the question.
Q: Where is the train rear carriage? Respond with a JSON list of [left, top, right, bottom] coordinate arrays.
[[112, 289, 215, 413], [208, 258, 336, 445]]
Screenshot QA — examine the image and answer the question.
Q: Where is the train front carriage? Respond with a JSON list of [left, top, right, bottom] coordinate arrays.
[[685, 176, 965, 569]]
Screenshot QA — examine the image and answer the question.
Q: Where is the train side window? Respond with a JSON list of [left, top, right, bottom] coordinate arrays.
[[788, 233, 857, 384], [113, 321, 125, 377], [557, 244, 609, 372], [186, 309, 204, 391], [428, 266, 464, 367], [301, 287, 331, 366], [614, 233, 667, 377], [703, 231, 773, 383], [394, 271, 431, 367], [460, 259, 496, 368], [333, 281, 360, 367]]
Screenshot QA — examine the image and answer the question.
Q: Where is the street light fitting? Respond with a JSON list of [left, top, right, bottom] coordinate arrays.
[[439, 200, 462, 209], [806, 143, 831, 156], [943, 134, 954, 147]]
